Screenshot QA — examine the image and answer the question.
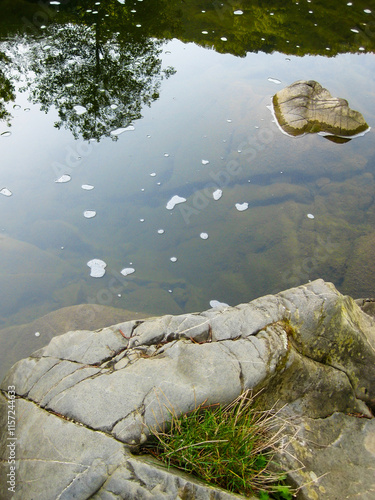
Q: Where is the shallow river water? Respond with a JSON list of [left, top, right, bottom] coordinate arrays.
[[0, 0, 374, 342]]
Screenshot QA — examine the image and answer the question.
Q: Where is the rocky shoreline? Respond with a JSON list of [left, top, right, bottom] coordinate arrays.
[[1, 279, 374, 499]]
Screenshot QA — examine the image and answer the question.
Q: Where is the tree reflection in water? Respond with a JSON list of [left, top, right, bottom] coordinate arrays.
[[0, 52, 15, 126], [17, 4, 176, 141]]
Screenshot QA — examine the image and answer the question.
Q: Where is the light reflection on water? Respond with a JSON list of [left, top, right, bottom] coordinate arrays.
[[0, 38, 374, 334]]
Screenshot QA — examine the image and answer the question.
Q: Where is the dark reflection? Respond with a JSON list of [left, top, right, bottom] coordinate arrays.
[[19, 3, 176, 141], [0, 0, 373, 136], [0, 52, 15, 126]]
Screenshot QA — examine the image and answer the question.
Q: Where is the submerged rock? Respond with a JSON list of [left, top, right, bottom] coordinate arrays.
[[272, 80, 369, 140], [1, 280, 374, 499]]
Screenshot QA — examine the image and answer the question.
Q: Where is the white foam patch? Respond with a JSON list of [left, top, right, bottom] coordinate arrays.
[[74, 105, 87, 115], [87, 259, 106, 278], [121, 267, 135, 276], [166, 195, 186, 210], [110, 125, 135, 136], [210, 300, 229, 308], [82, 184, 94, 190], [268, 77, 281, 84], [55, 174, 71, 183], [213, 189, 222, 200], [0, 188, 12, 197], [83, 210, 96, 218], [235, 202, 248, 211], [200, 232, 209, 240]]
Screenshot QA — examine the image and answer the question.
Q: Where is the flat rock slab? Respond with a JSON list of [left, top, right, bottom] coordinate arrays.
[[272, 80, 369, 139], [0, 395, 247, 500], [276, 411, 375, 500], [1, 279, 374, 499]]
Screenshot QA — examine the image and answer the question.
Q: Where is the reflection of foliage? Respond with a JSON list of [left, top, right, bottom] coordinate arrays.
[[23, 7, 175, 141], [175, 0, 375, 57], [0, 52, 15, 125]]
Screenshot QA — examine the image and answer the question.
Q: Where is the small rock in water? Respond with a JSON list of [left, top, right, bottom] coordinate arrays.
[[272, 80, 369, 138]]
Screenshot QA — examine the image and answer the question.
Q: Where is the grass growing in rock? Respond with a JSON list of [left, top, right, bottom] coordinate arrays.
[[144, 390, 294, 499]]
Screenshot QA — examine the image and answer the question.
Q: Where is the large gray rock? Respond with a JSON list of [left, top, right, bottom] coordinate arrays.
[[272, 80, 369, 139], [1, 279, 374, 499]]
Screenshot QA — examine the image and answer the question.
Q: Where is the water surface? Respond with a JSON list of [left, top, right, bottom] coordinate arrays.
[[0, 0, 374, 338]]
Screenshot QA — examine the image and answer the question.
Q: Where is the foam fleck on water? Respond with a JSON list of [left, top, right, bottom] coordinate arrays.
[[0, 188, 12, 197], [210, 300, 229, 308], [55, 174, 71, 183], [83, 210, 96, 218], [235, 202, 248, 211], [121, 267, 135, 276], [166, 195, 186, 210], [213, 189, 222, 200], [110, 125, 135, 136], [268, 77, 281, 84], [74, 105, 87, 115], [87, 259, 106, 278]]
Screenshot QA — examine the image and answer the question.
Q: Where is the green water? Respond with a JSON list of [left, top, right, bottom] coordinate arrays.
[[0, 0, 374, 332]]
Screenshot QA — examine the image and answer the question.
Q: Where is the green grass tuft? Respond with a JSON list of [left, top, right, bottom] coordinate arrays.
[[143, 390, 295, 498]]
